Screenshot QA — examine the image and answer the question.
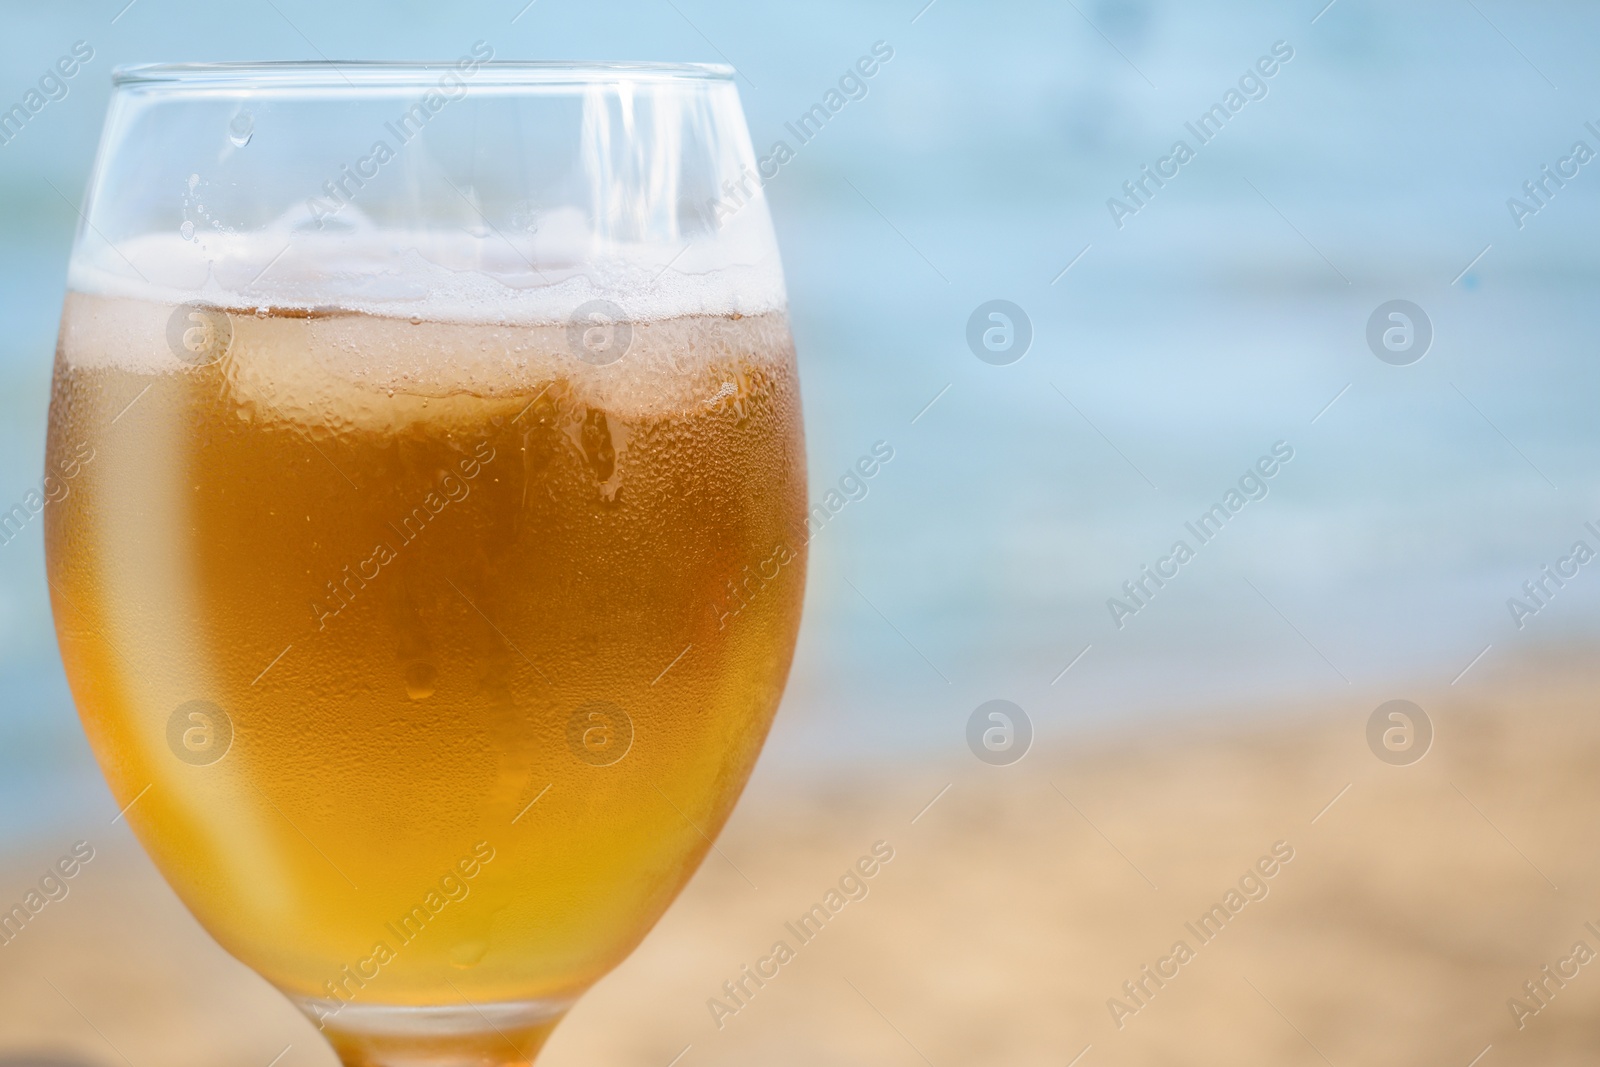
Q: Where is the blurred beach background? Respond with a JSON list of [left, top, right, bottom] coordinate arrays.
[[5, 0, 1600, 1064]]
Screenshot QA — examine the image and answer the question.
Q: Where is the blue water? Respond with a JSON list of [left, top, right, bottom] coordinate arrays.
[[3, 0, 1600, 849]]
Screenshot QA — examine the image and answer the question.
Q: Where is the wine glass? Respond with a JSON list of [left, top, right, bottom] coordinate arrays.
[[45, 57, 805, 1067]]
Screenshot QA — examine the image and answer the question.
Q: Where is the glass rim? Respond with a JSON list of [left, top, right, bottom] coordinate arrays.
[[111, 59, 737, 89]]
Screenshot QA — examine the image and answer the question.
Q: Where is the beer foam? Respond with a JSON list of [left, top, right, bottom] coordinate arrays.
[[61, 207, 795, 421], [67, 205, 788, 329]]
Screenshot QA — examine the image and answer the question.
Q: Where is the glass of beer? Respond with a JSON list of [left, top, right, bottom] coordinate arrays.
[[45, 57, 805, 1066]]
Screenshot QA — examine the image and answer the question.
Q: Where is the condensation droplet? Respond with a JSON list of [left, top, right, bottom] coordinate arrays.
[[229, 111, 254, 147], [405, 662, 437, 701], [179, 220, 195, 240], [449, 938, 489, 968]]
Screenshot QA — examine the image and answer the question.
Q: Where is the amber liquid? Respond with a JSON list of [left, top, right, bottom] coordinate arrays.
[[44, 292, 805, 1029]]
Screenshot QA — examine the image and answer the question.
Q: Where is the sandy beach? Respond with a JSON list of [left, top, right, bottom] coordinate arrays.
[[5, 646, 1600, 1067]]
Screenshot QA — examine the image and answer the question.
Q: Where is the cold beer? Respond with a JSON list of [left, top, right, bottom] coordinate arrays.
[[45, 288, 806, 1057]]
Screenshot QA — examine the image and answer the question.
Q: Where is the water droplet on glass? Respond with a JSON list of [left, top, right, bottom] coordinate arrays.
[[405, 662, 437, 701], [449, 939, 489, 968], [187, 173, 199, 193], [179, 220, 195, 240], [229, 111, 254, 147]]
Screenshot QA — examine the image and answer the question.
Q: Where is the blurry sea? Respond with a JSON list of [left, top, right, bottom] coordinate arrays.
[[3, 0, 1599, 850]]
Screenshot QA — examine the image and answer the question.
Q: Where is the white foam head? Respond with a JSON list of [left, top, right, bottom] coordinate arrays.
[[59, 200, 796, 422], [68, 201, 788, 326]]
